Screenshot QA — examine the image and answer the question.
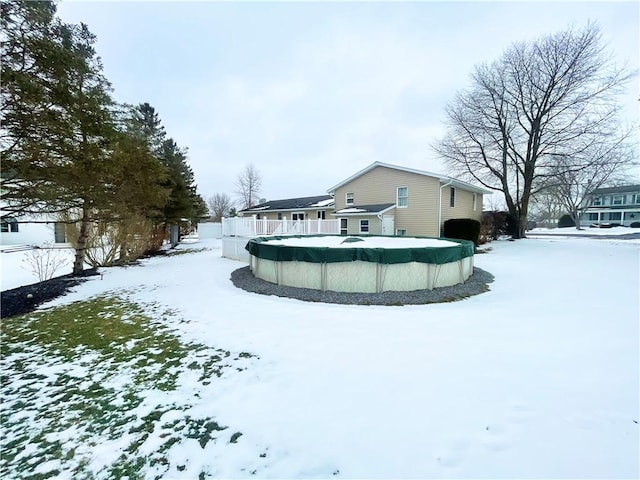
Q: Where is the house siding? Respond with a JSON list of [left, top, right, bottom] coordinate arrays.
[[441, 187, 483, 232], [334, 166, 469, 237], [336, 216, 382, 235]]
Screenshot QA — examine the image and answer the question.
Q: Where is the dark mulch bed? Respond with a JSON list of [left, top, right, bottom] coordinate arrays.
[[1, 268, 99, 319]]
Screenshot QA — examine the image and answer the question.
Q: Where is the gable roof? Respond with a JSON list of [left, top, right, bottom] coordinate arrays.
[[333, 203, 396, 216], [591, 185, 640, 195], [326, 161, 492, 195], [240, 195, 334, 213]]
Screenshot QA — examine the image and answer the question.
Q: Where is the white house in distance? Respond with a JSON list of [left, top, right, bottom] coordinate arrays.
[[580, 185, 640, 227], [0, 212, 67, 246]]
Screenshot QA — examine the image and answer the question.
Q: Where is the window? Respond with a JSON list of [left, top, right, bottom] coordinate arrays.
[[340, 218, 348, 235], [256, 213, 261, 220], [612, 195, 624, 205], [54, 223, 66, 243], [592, 197, 602, 206], [317, 210, 326, 220], [449, 187, 456, 207], [359, 219, 369, 233], [633, 193, 640, 204], [588, 213, 599, 221], [473, 193, 477, 211], [277, 212, 283, 220], [292, 212, 304, 221], [397, 187, 408, 207], [609, 212, 622, 221], [346, 192, 354, 205], [396, 229, 407, 236], [1, 218, 18, 233]]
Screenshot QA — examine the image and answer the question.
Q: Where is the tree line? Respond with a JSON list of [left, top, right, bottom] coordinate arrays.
[[1, 1, 207, 274]]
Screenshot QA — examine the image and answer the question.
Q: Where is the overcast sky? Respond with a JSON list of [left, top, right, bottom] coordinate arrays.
[[56, 0, 639, 204]]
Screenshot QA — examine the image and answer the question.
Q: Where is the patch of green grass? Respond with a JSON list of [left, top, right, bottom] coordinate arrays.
[[0, 295, 258, 479]]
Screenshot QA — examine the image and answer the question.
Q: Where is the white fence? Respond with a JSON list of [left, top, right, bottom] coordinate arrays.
[[197, 222, 223, 239], [222, 236, 252, 263], [221, 216, 340, 262], [222, 216, 339, 237]]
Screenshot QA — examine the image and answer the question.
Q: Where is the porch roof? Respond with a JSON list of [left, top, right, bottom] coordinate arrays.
[[332, 203, 395, 216], [241, 195, 334, 214]]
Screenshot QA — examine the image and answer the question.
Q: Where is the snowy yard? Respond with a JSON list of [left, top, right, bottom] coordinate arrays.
[[1, 236, 638, 479]]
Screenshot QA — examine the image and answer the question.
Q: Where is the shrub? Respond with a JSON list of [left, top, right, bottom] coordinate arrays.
[[630, 222, 640, 228], [443, 218, 481, 246], [479, 211, 516, 243], [557, 214, 575, 228]]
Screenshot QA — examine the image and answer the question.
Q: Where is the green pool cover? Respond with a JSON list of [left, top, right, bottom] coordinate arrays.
[[245, 235, 474, 265]]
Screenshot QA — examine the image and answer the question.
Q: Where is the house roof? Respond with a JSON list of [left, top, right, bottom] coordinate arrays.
[[591, 185, 640, 195], [332, 203, 396, 216], [240, 195, 334, 213], [326, 161, 492, 195]]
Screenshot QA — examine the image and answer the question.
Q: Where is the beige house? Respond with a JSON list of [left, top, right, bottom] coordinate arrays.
[[327, 162, 491, 237]]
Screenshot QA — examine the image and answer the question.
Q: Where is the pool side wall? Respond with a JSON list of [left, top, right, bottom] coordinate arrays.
[[250, 256, 474, 293]]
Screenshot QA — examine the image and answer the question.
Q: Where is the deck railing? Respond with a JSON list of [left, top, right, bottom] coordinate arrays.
[[222, 216, 339, 237]]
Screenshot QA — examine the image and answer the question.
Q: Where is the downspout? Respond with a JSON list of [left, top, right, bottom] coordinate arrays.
[[438, 179, 454, 237]]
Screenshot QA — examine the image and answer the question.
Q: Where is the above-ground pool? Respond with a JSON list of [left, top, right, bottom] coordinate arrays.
[[245, 235, 475, 293]]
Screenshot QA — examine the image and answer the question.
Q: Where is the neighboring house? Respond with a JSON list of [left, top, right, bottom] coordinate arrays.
[[0, 212, 68, 246], [580, 185, 640, 227], [327, 162, 491, 237], [239, 195, 335, 221]]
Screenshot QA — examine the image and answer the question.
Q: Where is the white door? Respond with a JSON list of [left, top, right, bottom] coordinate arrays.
[[381, 216, 394, 236]]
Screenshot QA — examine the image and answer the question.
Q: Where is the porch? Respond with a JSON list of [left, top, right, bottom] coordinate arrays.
[[221, 216, 340, 262]]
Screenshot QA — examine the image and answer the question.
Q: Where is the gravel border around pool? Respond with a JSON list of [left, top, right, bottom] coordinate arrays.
[[231, 266, 494, 306]]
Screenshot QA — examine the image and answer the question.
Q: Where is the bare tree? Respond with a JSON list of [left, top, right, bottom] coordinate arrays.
[[529, 190, 564, 228], [207, 193, 233, 222], [436, 23, 634, 238], [236, 164, 262, 209], [544, 139, 635, 229]]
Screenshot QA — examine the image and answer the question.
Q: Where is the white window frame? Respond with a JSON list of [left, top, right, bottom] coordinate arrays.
[[396, 229, 407, 236], [633, 193, 640, 205], [612, 195, 624, 205], [345, 192, 354, 205], [292, 212, 304, 221], [359, 219, 369, 233], [609, 212, 622, 221], [472, 193, 477, 211], [450, 187, 456, 208], [317, 210, 326, 219], [397, 186, 408, 208], [592, 196, 603, 206]]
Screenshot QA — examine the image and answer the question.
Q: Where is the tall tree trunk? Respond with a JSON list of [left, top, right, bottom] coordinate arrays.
[[572, 208, 583, 230], [72, 205, 90, 275]]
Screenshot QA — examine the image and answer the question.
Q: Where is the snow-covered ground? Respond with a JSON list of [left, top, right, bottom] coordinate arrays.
[[263, 236, 460, 248], [2, 236, 639, 478], [528, 226, 638, 236]]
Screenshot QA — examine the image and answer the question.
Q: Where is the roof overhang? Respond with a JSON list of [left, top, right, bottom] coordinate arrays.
[[326, 161, 492, 195], [332, 204, 396, 216]]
